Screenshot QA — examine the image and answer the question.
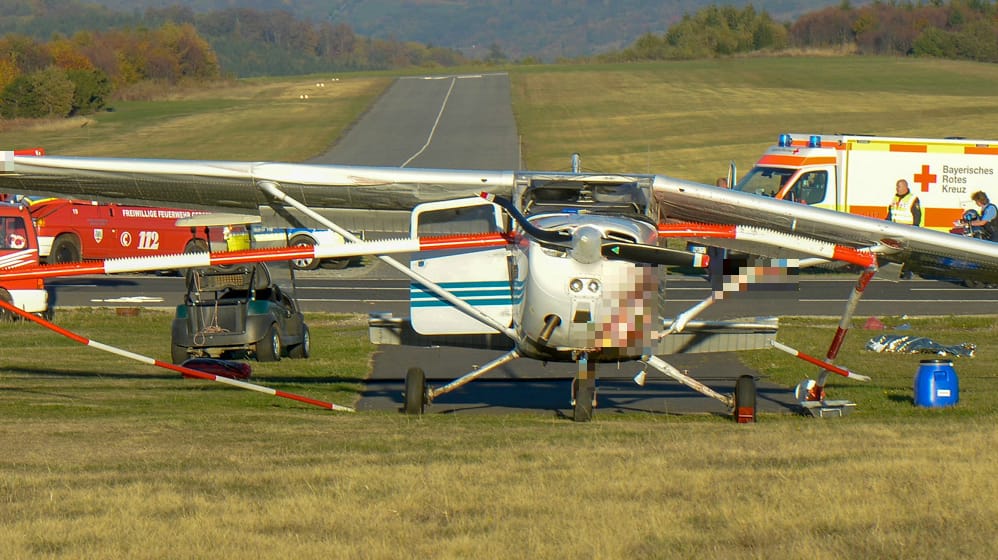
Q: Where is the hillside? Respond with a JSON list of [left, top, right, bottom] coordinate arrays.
[[70, 0, 858, 60]]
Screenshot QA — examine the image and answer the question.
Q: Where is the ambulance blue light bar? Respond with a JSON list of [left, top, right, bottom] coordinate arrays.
[[778, 133, 793, 147], [808, 135, 822, 148]]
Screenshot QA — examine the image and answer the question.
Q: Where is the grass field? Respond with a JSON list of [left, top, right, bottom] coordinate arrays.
[[0, 76, 394, 161], [511, 57, 998, 183], [3, 57, 998, 557]]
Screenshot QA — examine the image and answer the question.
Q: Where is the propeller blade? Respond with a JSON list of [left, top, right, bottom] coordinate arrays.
[[601, 242, 709, 267]]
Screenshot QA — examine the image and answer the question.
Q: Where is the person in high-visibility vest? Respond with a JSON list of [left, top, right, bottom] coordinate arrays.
[[887, 179, 922, 279], [887, 179, 922, 226]]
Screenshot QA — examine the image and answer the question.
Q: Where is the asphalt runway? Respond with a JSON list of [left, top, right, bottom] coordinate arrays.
[[310, 73, 520, 170], [360, 346, 799, 417]]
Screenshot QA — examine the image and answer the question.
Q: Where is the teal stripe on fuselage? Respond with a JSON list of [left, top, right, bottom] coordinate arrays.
[[411, 297, 513, 308], [410, 281, 512, 308]]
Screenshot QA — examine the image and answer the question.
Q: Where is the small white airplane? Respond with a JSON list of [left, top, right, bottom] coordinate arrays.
[[3, 150, 998, 421]]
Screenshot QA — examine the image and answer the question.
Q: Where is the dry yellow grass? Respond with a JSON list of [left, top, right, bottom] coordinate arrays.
[[0, 76, 392, 161], [2, 310, 997, 558], [3, 412, 997, 558]]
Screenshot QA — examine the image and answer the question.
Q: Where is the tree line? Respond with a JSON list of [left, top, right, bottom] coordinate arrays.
[[602, 1, 998, 63], [2, 1, 996, 120], [792, 0, 998, 61], [1, 22, 220, 118], [0, 1, 470, 119]]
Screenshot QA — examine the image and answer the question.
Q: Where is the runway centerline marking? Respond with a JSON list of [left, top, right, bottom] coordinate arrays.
[[401, 77, 456, 168]]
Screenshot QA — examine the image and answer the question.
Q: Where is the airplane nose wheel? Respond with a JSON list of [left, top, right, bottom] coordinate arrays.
[[404, 367, 427, 415], [571, 354, 598, 422], [733, 375, 757, 423], [571, 377, 596, 422]]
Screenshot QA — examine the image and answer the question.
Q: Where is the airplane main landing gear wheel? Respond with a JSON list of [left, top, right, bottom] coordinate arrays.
[[733, 375, 757, 423], [572, 377, 596, 422], [404, 367, 427, 415]]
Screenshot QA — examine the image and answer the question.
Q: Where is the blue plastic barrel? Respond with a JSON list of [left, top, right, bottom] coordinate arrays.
[[913, 359, 959, 408]]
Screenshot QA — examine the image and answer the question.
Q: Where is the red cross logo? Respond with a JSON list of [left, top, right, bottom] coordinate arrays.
[[913, 164, 937, 192]]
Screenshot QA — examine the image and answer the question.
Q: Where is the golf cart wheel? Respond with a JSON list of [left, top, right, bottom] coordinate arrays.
[[734, 375, 757, 423], [288, 325, 310, 359], [0, 289, 14, 322], [404, 367, 426, 415], [171, 344, 190, 365], [256, 323, 282, 362]]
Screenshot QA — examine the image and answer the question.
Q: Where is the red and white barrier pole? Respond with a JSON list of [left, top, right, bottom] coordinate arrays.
[[0, 232, 510, 283], [658, 222, 877, 269], [0, 298, 354, 412], [770, 340, 870, 382]]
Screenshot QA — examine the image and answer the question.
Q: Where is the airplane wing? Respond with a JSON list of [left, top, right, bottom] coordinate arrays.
[[0, 154, 512, 211], [652, 176, 998, 282], [3, 152, 997, 282]]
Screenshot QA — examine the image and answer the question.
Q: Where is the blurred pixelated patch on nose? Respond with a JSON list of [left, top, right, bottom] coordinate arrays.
[[595, 265, 658, 351], [713, 258, 799, 300]]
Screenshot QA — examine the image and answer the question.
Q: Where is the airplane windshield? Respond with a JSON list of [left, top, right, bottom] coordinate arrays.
[[734, 167, 797, 198], [521, 180, 650, 217]]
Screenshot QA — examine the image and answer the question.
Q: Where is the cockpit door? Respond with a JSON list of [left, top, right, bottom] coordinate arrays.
[[409, 197, 512, 335]]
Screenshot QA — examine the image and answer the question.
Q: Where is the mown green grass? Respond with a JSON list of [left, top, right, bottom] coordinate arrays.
[[743, 315, 998, 418], [510, 57, 998, 183], [3, 56, 998, 556], [0, 309, 369, 418]]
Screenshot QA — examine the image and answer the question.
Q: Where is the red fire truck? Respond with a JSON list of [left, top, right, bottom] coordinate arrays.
[[27, 198, 213, 264], [0, 201, 49, 320]]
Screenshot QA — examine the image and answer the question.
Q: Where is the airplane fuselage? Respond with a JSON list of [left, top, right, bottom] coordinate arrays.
[[513, 212, 661, 362]]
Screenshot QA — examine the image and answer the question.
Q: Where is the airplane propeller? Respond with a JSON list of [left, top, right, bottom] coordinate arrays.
[[601, 241, 707, 268], [481, 193, 707, 268]]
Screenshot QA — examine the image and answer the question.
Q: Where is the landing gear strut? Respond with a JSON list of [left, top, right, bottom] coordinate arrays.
[[638, 355, 756, 423], [401, 350, 522, 416], [571, 356, 597, 422]]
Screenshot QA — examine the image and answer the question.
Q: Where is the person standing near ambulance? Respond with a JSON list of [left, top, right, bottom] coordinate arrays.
[[887, 179, 921, 279], [887, 179, 922, 226]]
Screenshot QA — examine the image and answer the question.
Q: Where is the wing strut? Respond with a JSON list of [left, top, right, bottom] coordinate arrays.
[[636, 355, 733, 408], [256, 181, 517, 340]]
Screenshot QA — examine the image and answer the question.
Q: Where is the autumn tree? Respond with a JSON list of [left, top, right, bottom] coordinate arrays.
[[65, 68, 111, 115], [0, 66, 74, 118], [612, 5, 788, 61]]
